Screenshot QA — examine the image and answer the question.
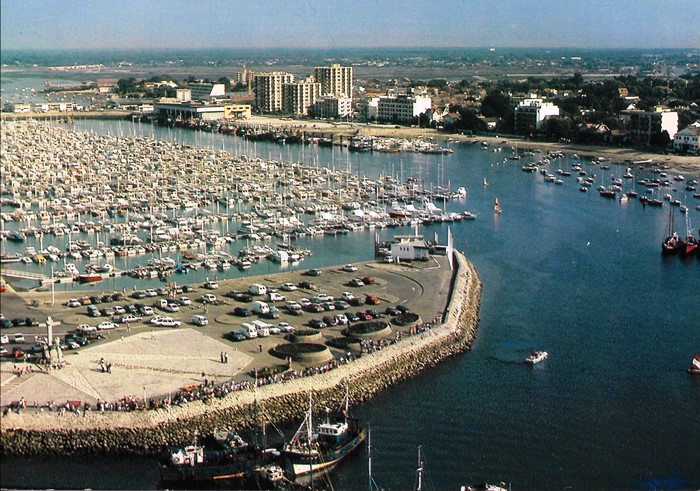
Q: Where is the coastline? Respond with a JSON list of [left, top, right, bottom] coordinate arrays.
[[0, 251, 481, 456]]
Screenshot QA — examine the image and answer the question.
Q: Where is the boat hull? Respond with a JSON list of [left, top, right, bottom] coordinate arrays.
[[285, 426, 366, 479]]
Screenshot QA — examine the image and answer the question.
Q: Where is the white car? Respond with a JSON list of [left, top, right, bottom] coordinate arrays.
[[340, 292, 357, 302], [201, 293, 218, 304], [14, 333, 25, 343], [335, 313, 349, 325], [67, 341, 80, 350], [192, 315, 208, 326], [112, 306, 126, 315], [141, 306, 155, 316], [280, 282, 298, 292], [178, 296, 192, 306], [203, 280, 219, 290], [312, 294, 334, 304], [145, 289, 158, 297], [157, 318, 181, 328], [97, 321, 117, 330], [298, 297, 311, 307], [66, 298, 82, 308], [163, 303, 180, 313], [275, 321, 295, 333], [0, 335, 9, 344], [76, 324, 98, 333], [120, 314, 142, 324], [342, 264, 358, 272]]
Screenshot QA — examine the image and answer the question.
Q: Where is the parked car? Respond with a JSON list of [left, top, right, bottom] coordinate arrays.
[[144, 289, 158, 297], [140, 306, 155, 316], [192, 315, 208, 326], [333, 300, 350, 310], [365, 295, 381, 305], [201, 293, 218, 304], [203, 280, 219, 290], [346, 312, 360, 322], [97, 321, 117, 330], [297, 281, 318, 290], [304, 303, 324, 313], [396, 304, 410, 313], [66, 298, 82, 308], [120, 314, 142, 324], [163, 303, 180, 313], [348, 278, 365, 287], [157, 318, 182, 328], [303, 268, 322, 277], [367, 309, 383, 318], [112, 305, 126, 315], [178, 296, 192, 306], [275, 322, 295, 333], [0, 318, 12, 329], [225, 331, 247, 342], [385, 307, 400, 316], [322, 315, 338, 326], [0, 334, 9, 344], [76, 324, 97, 334], [341, 264, 358, 272], [280, 282, 298, 292], [308, 319, 327, 329], [234, 306, 252, 317]]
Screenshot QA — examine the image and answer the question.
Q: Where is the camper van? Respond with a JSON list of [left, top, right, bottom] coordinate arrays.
[[251, 301, 270, 315], [238, 323, 258, 339], [192, 315, 209, 326], [250, 319, 271, 337], [248, 283, 268, 296]]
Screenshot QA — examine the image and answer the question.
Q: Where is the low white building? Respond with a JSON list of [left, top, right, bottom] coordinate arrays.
[[673, 122, 700, 154], [311, 95, 353, 119], [388, 235, 431, 261], [188, 83, 226, 101]]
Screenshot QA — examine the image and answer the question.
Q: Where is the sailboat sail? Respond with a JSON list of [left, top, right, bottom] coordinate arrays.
[[493, 198, 502, 214], [692, 355, 700, 370]]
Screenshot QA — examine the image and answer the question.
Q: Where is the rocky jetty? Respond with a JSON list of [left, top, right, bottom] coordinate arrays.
[[0, 251, 481, 457]]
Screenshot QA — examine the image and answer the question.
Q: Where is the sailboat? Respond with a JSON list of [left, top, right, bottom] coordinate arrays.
[[661, 206, 683, 255], [282, 386, 366, 479], [483, 178, 489, 187], [681, 215, 698, 257], [493, 198, 502, 214], [688, 354, 700, 375]]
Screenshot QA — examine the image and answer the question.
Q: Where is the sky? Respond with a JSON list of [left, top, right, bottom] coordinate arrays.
[[1, 0, 698, 51]]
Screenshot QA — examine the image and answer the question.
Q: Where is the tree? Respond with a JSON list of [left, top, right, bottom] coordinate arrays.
[[649, 130, 671, 148], [480, 92, 511, 120]]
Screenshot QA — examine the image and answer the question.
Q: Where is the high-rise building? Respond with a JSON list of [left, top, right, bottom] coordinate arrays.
[[628, 108, 679, 146], [252, 72, 294, 113], [282, 80, 322, 116], [314, 64, 353, 99], [513, 99, 560, 135]]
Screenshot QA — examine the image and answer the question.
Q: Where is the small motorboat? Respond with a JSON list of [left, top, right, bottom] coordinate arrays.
[[688, 354, 700, 375], [525, 351, 548, 365]]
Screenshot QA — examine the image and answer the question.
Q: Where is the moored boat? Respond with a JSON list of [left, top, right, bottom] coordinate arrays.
[[493, 198, 502, 214], [78, 272, 103, 283], [661, 206, 684, 255], [282, 388, 366, 480], [688, 354, 700, 375]]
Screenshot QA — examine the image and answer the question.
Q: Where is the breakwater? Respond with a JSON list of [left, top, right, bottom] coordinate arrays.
[[0, 251, 481, 457]]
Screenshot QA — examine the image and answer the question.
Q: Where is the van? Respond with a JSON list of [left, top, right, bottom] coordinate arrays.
[[154, 299, 169, 310], [248, 283, 268, 296], [267, 292, 286, 302], [192, 315, 208, 326], [239, 323, 258, 339], [251, 301, 270, 315], [250, 320, 271, 337]]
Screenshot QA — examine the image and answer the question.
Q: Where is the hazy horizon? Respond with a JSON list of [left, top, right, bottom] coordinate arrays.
[[1, 0, 698, 52]]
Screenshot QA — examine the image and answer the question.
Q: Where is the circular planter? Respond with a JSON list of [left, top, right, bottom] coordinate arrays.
[[286, 329, 323, 343], [344, 320, 392, 340], [326, 336, 361, 350], [270, 342, 332, 363], [393, 312, 421, 327]]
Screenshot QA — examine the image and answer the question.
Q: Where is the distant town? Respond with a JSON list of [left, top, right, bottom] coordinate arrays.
[[2, 48, 699, 154]]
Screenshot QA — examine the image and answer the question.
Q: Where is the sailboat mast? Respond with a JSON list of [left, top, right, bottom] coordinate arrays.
[[367, 427, 373, 491], [415, 445, 423, 491]]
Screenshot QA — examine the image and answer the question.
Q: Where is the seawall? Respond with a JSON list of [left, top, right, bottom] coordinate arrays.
[[0, 252, 481, 457]]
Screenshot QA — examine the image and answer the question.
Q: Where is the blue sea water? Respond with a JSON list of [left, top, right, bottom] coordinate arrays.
[[1, 120, 699, 490]]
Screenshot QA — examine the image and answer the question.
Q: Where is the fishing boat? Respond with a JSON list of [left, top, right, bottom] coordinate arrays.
[[525, 351, 548, 364], [159, 428, 280, 489], [493, 198, 502, 214], [661, 206, 683, 255], [688, 354, 700, 375], [282, 387, 366, 480]]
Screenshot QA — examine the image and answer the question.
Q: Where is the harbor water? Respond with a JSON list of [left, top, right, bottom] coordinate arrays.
[[1, 120, 699, 490]]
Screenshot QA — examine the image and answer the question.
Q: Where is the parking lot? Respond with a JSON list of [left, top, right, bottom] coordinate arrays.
[[0, 257, 453, 407]]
